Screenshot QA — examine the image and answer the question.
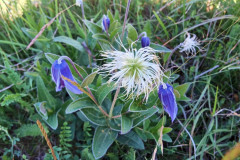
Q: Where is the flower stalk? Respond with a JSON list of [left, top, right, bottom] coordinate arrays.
[[121, 0, 132, 41], [109, 83, 121, 119]]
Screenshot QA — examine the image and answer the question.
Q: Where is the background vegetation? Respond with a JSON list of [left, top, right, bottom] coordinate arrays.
[[0, 0, 239, 159]]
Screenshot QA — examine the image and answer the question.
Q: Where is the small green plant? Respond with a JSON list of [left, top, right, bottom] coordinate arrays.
[[59, 122, 72, 159]]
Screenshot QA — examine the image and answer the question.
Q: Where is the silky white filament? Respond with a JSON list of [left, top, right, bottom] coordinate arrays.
[[101, 43, 166, 101]]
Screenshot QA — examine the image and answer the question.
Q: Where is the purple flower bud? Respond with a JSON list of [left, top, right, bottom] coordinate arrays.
[[102, 15, 110, 32], [141, 36, 150, 48], [158, 83, 178, 122], [51, 60, 82, 94]]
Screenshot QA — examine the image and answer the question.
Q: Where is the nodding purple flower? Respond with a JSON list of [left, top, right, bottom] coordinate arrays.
[[158, 83, 178, 122], [141, 36, 150, 48], [102, 15, 110, 32], [51, 59, 82, 94]]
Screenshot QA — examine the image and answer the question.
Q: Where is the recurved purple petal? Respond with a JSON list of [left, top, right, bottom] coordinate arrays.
[[59, 60, 83, 94], [158, 83, 178, 122], [52, 60, 65, 92]]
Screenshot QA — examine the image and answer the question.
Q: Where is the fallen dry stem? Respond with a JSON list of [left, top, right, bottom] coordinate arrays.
[[26, 4, 75, 50]]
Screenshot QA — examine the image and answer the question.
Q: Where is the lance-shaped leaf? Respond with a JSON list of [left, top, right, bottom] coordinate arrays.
[[132, 106, 159, 127], [53, 36, 84, 52], [150, 43, 172, 53], [174, 83, 191, 101], [34, 102, 48, 120], [127, 24, 138, 41], [92, 126, 118, 159], [121, 115, 133, 134], [80, 107, 106, 126], [117, 131, 144, 150], [36, 76, 56, 108], [44, 110, 61, 130], [96, 82, 115, 105], [65, 97, 96, 114], [83, 20, 102, 34], [81, 71, 97, 88]]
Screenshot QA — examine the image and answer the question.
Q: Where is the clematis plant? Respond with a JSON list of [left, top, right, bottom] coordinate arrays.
[[35, 9, 191, 159]]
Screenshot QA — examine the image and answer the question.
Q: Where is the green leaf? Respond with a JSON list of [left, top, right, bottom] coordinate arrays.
[[127, 24, 138, 41], [163, 52, 171, 63], [134, 127, 154, 142], [107, 10, 114, 24], [108, 20, 120, 33], [98, 41, 112, 50], [174, 89, 181, 98], [92, 33, 109, 43], [109, 116, 121, 131], [96, 82, 115, 105], [174, 83, 191, 101], [117, 131, 144, 150], [80, 107, 106, 126], [143, 20, 152, 37], [34, 102, 48, 120], [53, 36, 84, 52], [149, 116, 166, 134], [129, 101, 148, 112], [150, 43, 172, 53], [129, 91, 158, 112], [36, 76, 56, 108], [45, 52, 59, 64], [81, 72, 97, 88], [114, 10, 120, 22], [83, 20, 102, 34], [121, 100, 133, 113], [45, 110, 61, 130], [81, 148, 95, 160], [109, 26, 122, 39], [121, 115, 133, 134], [92, 126, 118, 159], [162, 134, 172, 142], [148, 116, 173, 143], [132, 107, 159, 127], [66, 88, 82, 101], [163, 127, 172, 134], [153, 11, 169, 39], [65, 97, 96, 114]]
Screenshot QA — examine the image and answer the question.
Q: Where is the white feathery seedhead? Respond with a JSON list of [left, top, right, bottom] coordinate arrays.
[[101, 42, 166, 101], [179, 32, 201, 56]]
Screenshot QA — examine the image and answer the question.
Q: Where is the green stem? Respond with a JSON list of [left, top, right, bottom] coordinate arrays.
[[109, 84, 121, 118], [121, 0, 132, 41]]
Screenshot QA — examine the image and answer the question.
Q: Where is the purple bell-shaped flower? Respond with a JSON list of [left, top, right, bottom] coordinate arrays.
[[51, 59, 82, 94], [102, 15, 110, 32], [141, 36, 150, 48], [158, 83, 178, 122]]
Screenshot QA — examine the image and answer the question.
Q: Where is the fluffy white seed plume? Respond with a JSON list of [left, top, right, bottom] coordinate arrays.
[[179, 32, 201, 56], [101, 43, 165, 101]]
